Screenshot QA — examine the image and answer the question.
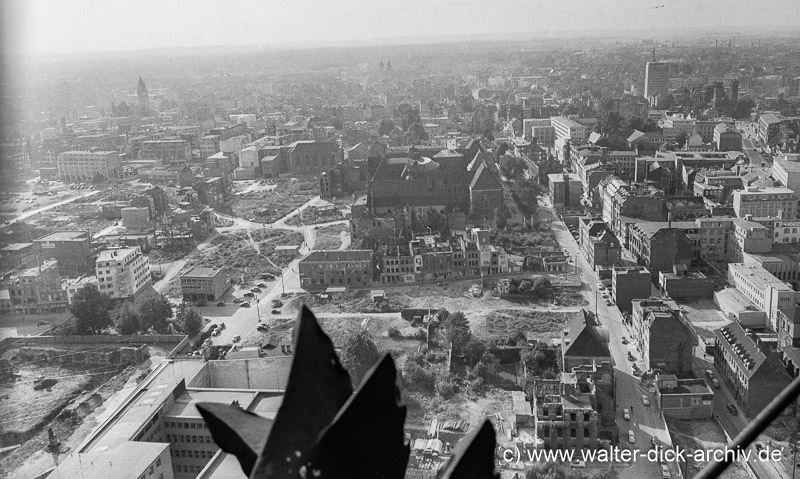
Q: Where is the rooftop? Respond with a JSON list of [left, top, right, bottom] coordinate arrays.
[[300, 250, 373, 263], [181, 266, 224, 278], [728, 263, 793, 292], [45, 441, 169, 479], [166, 389, 259, 418], [34, 231, 88, 242]]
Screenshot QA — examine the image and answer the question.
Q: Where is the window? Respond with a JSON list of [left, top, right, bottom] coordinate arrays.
[[156, 458, 161, 467]]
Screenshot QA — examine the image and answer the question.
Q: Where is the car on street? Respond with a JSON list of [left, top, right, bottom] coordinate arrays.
[[240, 302, 251, 308], [216, 301, 225, 306], [251, 287, 262, 293], [641, 395, 650, 406], [233, 298, 243, 303], [212, 328, 221, 336], [243, 292, 255, 298], [232, 335, 241, 342], [271, 309, 281, 314], [660, 464, 671, 479], [705, 369, 715, 379], [628, 430, 635, 443], [605, 299, 614, 306], [711, 378, 720, 388], [726, 403, 737, 415], [38, 320, 49, 326], [257, 283, 267, 288], [623, 409, 630, 420], [601, 292, 609, 299], [257, 323, 268, 330], [754, 441, 765, 453], [621, 337, 628, 344], [597, 284, 605, 290], [436, 281, 446, 286], [632, 367, 642, 377]]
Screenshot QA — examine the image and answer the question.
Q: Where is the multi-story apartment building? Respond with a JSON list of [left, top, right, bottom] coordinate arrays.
[[612, 266, 652, 312], [758, 113, 782, 145], [728, 262, 800, 330], [713, 124, 742, 152], [626, 225, 693, 279], [605, 151, 638, 180], [714, 322, 793, 417], [140, 140, 190, 168], [95, 247, 152, 301], [34, 230, 94, 275], [732, 186, 796, 219], [548, 173, 582, 210], [772, 220, 800, 244], [199, 135, 220, 160], [772, 154, 800, 194], [298, 250, 374, 291], [631, 299, 694, 373], [180, 267, 230, 302], [662, 113, 695, 133], [57, 150, 121, 182], [550, 116, 588, 143], [1, 259, 67, 314], [578, 218, 621, 269]]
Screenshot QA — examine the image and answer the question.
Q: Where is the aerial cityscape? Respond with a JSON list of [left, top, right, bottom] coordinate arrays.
[[1, 1, 800, 478]]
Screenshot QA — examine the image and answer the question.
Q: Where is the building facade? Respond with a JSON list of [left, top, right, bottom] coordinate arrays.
[[95, 247, 152, 300], [298, 250, 374, 290], [57, 150, 122, 182]]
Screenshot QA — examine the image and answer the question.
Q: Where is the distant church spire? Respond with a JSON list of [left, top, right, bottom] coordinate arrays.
[[652, 47, 656, 63], [137, 76, 150, 115]]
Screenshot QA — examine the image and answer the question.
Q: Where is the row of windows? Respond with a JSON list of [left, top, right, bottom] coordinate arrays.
[[174, 464, 202, 474], [167, 433, 213, 444], [167, 421, 206, 429], [171, 448, 216, 459]]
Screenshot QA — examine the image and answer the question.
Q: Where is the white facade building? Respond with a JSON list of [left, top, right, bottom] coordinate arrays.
[[95, 247, 152, 300]]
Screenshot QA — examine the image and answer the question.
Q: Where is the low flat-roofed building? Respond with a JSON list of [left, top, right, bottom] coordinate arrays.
[[655, 376, 714, 419], [658, 265, 715, 299], [512, 390, 533, 426], [44, 441, 173, 479], [714, 287, 769, 327], [34, 230, 93, 275], [180, 267, 229, 302]]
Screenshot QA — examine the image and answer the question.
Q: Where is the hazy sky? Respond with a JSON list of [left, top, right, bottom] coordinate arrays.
[[5, 0, 800, 55]]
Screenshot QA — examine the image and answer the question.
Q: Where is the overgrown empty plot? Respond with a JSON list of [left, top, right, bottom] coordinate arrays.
[[476, 309, 571, 339]]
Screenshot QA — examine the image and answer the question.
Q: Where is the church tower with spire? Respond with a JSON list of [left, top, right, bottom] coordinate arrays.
[[137, 77, 150, 115]]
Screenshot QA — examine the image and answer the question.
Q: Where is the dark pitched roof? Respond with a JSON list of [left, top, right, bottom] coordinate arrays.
[[469, 162, 502, 191], [563, 310, 610, 360]]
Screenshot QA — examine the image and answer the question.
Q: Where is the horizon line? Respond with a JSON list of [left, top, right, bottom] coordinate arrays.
[[12, 24, 800, 60]]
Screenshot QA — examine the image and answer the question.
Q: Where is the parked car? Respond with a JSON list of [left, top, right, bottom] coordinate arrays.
[[216, 301, 225, 307], [37, 320, 49, 326], [257, 283, 267, 288], [212, 328, 221, 336], [621, 337, 628, 344], [243, 292, 255, 298], [628, 430, 635, 443], [436, 281, 446, 286], [271, 309, 281, 314], [726, 403, 737, 416], [623, 408, 630, 420], [232, 335, 241, 342], [641, 394, 650, 406], [754, 441, 765, 452], [251, 287, 262, 293], [233, 298, 243, 303], [597, 283, 605, 290], [606, 300, 614, 306], [257, 324, 268, 331], [240, 302, 251, 308], [660, 464, 671, 479], [705, 369, 715, 379], [219, 322, 225, 329], [711, 378, 720, 388]]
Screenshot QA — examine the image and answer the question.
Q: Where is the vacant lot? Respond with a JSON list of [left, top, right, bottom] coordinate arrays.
[[180, 229, 304, 285], [313, 224, 349, 250], [471, 309, 572, 340], [668, 419, 750, 479], [230, 179, 317, 223]]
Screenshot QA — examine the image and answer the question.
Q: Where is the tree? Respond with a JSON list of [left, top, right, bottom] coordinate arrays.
[[675, 130, 689, 148], [434, 371, 458, 399], [474, 352, 499, 383], [139, 295, 173, 333], [70, 284, 113, 335], [378, 119, 395, 137], [531, 277, 554, 298], [494, 208, 508, 230], [340, 330, 381, 386], [442, 311, 472, 354], [402, 361, 435, 393], [412, 208, 449, 237], [118, 311, 141, 335], [183, 307, 203, 337], [463, 338, 487, 367]]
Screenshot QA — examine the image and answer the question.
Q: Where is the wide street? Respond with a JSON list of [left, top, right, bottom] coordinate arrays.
[[544, 196, 676, 479]]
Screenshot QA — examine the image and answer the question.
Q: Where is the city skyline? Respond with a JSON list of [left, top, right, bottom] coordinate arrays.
[[4, 0, 800, 56]]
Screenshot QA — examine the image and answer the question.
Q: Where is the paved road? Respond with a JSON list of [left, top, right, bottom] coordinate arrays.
[[544, 197, 674, 478]]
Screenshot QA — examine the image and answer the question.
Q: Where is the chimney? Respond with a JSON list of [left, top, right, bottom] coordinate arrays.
[[778, 209, 784, 220]]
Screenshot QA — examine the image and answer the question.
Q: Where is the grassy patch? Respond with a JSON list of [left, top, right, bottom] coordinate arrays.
[[479, 309, 571, 339]]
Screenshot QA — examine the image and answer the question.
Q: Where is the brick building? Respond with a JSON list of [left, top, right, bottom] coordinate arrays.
[[631, 299, 694, 373], [298, 250, 374, 291], [612, 266, 652, 312], [714, 322, 793, 417], [34, 231, 94, 276]]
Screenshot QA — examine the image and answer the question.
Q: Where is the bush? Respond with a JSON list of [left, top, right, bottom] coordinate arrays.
[[402, 361, 435, 393], [387, 327, 402, 339], [434, 371, 459, 399]]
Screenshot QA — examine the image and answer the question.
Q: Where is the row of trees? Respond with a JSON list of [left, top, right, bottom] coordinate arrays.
[[69, 284, 201, 337]]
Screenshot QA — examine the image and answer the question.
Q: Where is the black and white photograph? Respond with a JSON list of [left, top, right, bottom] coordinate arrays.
[[1, 1, 799, 478]]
